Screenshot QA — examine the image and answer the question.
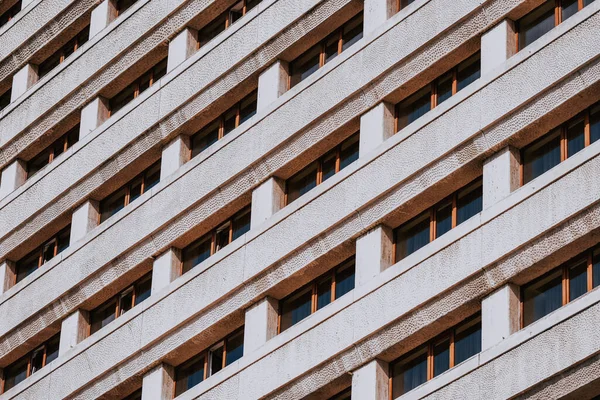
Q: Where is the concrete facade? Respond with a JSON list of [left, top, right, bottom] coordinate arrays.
[[1, 0, 600, 399]]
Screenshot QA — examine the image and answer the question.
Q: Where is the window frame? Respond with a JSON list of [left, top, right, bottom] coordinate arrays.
[[27, 124, 80, 178], [15, 225, 71, 284], [520, 103, 595, 185], [38, 25, 90, 78], [0, 0, 21, 28], [393, 177, 483, 262], [109, 58, 167, 115], [277, 257, 355, 333], [197, 0, 259, 48]]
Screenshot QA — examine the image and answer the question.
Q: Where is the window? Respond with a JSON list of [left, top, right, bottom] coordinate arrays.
[[0, 0, 21, 28], [285, 132, 359, 205], [116, 0, 138, 15], [516, 0, 594, 51], [396, 53, 480, 131], [27, 124, 80, 178], [288, 13, 363, 88], [521, 246, 600, 327], [1, 334, 59, 393], [390, 314, 481, 398], [397, 0, 416, 11], [521, 102, 600, 184], [109, 58, 167, 115], [122, 389, 141, 400], [15, 226, 70, 284], [174, 327, 244, 396], [198, 0, 261, 47], [394, 178, 482, 262], [89, 272, 152, 335], [0, 87, 11, 111], [190, 91, 257, 158], [181, 207, 251, 275], [278, 257, 355, 333], [328, 388, 351, 400], [99, 161, 160, 223], [38, 25, 90, 78]]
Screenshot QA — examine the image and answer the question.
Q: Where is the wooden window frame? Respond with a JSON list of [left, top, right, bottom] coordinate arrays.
[[0, 334, 59, 394], [27, 124, 80, 178], [515, 0, 586, 52], [15, 225, 71, 283], [108, 59, 166, 116], [388, 314, 481, 399], [392, 178, 482, 263], [196, 0, 256, 50], [277, 257, 355, 334], [520, 246, 597, 328], [519, 104, 594, 186], [0, 1, 21, 28], [174, 327, 244, 397], [38, 26, 89, 78], [287, 13, 362, 90], [284, 131, 359, 206]]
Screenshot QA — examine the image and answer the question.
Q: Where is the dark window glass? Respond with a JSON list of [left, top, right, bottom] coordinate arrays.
[[339, 133, 359, 170], [199, 12, 228, 47], [566, 118, 585, 158], [518, 1, 556, 50], [391, 347, 428, 398], [29, 347, 44, 375], [210, 344, 224, 375], [569, 259, 588, 302], [232, 210, 251, 241], [590, 105, 600, 144], [561, 0, 579, 21], [522, 269, 563, 326], [225, 329, 244, 365], [90, 299, 117, 334], [328, 387, 352, 400], [287, 163, 318, 204], [341, 14, 363, 52], [229, 1, 244, 25], [456, 54, 481, 92], [289, 44, 321, 88], [396, 86, 432, 131], [395, 213, 430, 261], [45, 336, 60, 365], [584, 0, 595, 5], [456, 180, 483, 225], [222, 107, 238, 136], [0, 87, 11, 111], [117, 0, 138, 14], [123, 389, 142, 400], [175, 356, 205, 396], [321, 152, 337, 183], [246, 0, 261, 12], [109, 58, 166, 114], [400, 0, 415, 9], [454, 318, 481, 365], [3, 358, 28, 391], [182, 235, 211, 274], [280, 287, 313, 332], [215, 223, 231, 252], [335, 259, 355, 299], [144, 163, 161, 192], [191, 120, 220, 158], [135, 275, 152, 305], [436, 73, 453, 106], [100, 187, 127, 222], [16, 251, 39, 283], [316, 277, 332, 310], [594, 249, 600, 289], [128, 177, 143, 204], [433, 338, 450, 377], [109, 84, 136, 115], [15, 226, 70, 283], [324, 34, 339, 65], [239, 92, 257, 125], [38, 25, 90, 78], [0, 1, 21, 28], [28, 124, 80, 178], [435, 200, 452, 238], [522, 129, 561, 184]]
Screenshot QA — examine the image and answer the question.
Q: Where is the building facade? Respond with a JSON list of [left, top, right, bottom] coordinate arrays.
[[0, 0, 599, 398]]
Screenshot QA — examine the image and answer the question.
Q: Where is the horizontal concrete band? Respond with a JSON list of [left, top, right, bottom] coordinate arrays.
[[0, 0, 357, 258], [412, 287, 600, 400], [0, 0, 598, 366], [0, 0, 233, 165], [0, 0, 98, 90], [8, 115, 600, 399], [4, 11, 600, 398]]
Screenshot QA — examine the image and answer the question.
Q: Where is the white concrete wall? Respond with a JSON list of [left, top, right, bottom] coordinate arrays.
[[10, 63, 38, 102], [89, 0, 118, 38], [59, 310, 89, 357], [250, 177, 285, 229], [243, 297, 279, 354], [481, 283, 520, 350], [0, 260, 16, 295], [167, 27, 198, 73], [363, 0, 396, 37], [482, 146, 520, 209], [151, 248, 181, 295], [359, 102, 395, 157], [141, 363, 175, 400], [257, 60, 289, 112], [70, 200, 100, 245], [355, 225, 393, 287], [0, 159, 26, 200], [160, 135, 190, 181], [352, 359, 389, 400], [481, 19, 517, 76]]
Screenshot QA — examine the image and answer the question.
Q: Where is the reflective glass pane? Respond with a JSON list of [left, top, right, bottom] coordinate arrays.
[[215, 223, 231, 252], [109, 83, 136, 114], [143, 162, 161, 193], [518, 1, 556, 50], [335, 259, 355, 299], [239, 92, 257, 125], [100, 187, 127, 222], [223, 107, 238, 136], [210, 345, 224, 375], [316, 277, 332, 310], [182, 236, 212, 274], [134, 275, 152, 306], [232, 209, 251, 241], [395, 213, 430, 261], [391, 346, 428, 397], [90, 299, 117, 334], [119, 289, 134, 315], [522, 130, 561, 184], [286, 163, 318, 204], [435, 201, 452, 239], [339, 132, 359, 170], [30, 347, 44, 375], [590, 105, 600, 144], [522, 269, 563, 326], [454, 318, 481, 365], [433, 339, 450, 377], [566, 118, 585, 158], [0, 88, 11, 111], [3, 358, 29, 392], [324, 34, 339, 65], [225, 330, 244, 366], [280, 287, 313, 332], [400, 0, 415, 9], [16, 251, 39, 283], [229, 1, 244, 25], [457, 180, 483, 225], [129, 178, 143, 204], [321, 152, 337, 183], [45, 335, 60, 366], [198, 12, 227, 47], [569, 260, 588, 301], [191, 120, 220, 158], [436, 73, 453, 106], [456, 53, 481, 92], [175, 356, 205, 396], [594, 249, 600, 289], [342, 14, 363, 52], [289, 45, 321, 88], [561, 0, 579, 22], [396, 86, 432, 131]]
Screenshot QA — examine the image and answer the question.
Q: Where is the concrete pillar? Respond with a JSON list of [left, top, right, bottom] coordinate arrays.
[[481, 19, 517, 76], [355, 225, 393, 287], [482, 283, 520, 350], [0, 159, 27, 200], [351, 359, 389, 400], [141, 363, 175, 400], [250, 177, 285, 229], [11, 64, 38, 102], [79, 97, 110, 138], [359, 102, 395, 157], [364, 0, 396, 37], [59, 309, 89, 356], [167, 28, 198, 73], [243, 297, 278, 354], [70, 200, 100, 245], [257, 60, 289, 112], [0, 260, 16, 295], [160, 135, 190, 180], [483, 146, 520, 209], [151, 248, 181, 295], [89, 0, 118, 38]]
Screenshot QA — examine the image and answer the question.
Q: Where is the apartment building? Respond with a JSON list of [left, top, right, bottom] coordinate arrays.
[[0, 0, 599, 398]]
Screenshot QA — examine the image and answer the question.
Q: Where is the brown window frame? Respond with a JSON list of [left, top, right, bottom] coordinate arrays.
[[519, 103, 595, 186], [284, 131, 359, 206], [392, 177, 483, 263], [515, 0, 588, 52], [89, 272, 152, 335], [196, 0, 258, 48], [520, 246, 598, 328], [277, 257, 355, 334], [0, 0, 21, 28], [388, 313, 481, 398], [27, 124, 80, 178], [396, 0, 415, 12], [38, 25, 90, 78], [288, 13, 363, 89], [174, 327, 244, 397], [15, 225, 71, 284], [0, 334, 60, 394]]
